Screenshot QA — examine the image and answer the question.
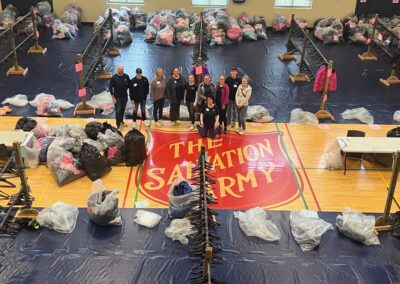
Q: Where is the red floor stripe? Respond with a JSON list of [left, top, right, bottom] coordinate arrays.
[[122, 167, 135, 208], [284, 123, 322, 211]]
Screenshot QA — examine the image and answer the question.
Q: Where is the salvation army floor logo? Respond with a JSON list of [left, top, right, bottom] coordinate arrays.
[[139, 129, 301, 210]]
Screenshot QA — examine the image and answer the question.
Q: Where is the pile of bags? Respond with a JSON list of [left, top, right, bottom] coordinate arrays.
[[36, 1, 54, 28], [14, 117, 147, 186], [238, 13, 267, 41], [0, 4, 18, 29], [272, 14, 290, 32], [314, 18, 344, 44]]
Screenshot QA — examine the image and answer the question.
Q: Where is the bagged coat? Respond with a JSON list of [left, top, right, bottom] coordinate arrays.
[[79, 143, 111, 181], [98, 129, 125, 166], [15, 117, 37, 132], [168, 179, 196, 218], [313, 66, 337, 93], [124, 129, 147, 166], [38, 137, 55, 163], [85, 121, 104, 140], [87, 180, 121, 225]]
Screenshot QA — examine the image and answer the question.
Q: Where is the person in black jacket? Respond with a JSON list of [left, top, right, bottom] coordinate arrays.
[[166, 67, 186, 126], [130, 68, 150, 128], [225, 67, 242, 128], [109, 65, 130, 129]]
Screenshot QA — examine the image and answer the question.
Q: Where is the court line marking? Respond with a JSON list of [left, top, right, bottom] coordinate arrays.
[[284, 123, 322, 211]]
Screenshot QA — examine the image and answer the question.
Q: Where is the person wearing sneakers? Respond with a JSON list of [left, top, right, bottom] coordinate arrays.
[[166, 67, 186, 126], [184, 74, 198, 130], [214, 74, 230, 133], [225, 67, 241, 128], [109, 65, 130, 129], [150, 68, 167, 127], [235, 75, 252, 135], [194, 74, 214, 109], [197, 96, 220, 138], [130, 68, 149, 129]]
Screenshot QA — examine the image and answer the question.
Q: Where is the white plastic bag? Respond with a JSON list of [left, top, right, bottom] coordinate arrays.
[[29, 93, 56, 107], [87, 180, 121, 225], [290, 108, 319, 125], [1, 94, 28, 107], [234, 207, 281, 241], [290, 210, 334, 251], [162, 106, 190, 119], [134, 210, 162, 228], [246, 105, 274, 123], [341, 107, 374, 124], [55, 99, 74, 109], [322, 142, 343, 170], [336, 209, 380, 246], [24, 135, 40, 168], [36, 201, 79, 233], [393, 110, 400, 122], [165, 218, 196, 245], [87, 91, 115, 115]]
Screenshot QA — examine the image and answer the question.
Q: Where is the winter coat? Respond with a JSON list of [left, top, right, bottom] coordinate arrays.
[[236, 84, 252, 107], [313, 66, 337, 93], [214, 83, 230, 106]]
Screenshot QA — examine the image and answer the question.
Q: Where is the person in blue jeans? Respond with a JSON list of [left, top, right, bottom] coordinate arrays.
[[109, 65, 130, 129]]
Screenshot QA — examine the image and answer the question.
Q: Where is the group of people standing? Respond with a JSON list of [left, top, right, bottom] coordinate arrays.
[[109, 65, 252, 137]]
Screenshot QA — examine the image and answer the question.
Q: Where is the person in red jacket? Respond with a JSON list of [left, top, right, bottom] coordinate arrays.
[[214, 74, 230, 133]]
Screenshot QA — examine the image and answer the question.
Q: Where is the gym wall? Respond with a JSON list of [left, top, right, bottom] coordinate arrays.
[[52, 0, 356, 26]]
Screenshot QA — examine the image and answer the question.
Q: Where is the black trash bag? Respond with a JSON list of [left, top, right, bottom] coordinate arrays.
[[79, 143, 111, 181], [15, 117, 37, 132], [102, 121, 123, 137], [85, 121, 103, 140], [105, 145, 124, 166], [387, 127, 400, 138], [124, 129, 147, 166], [38, 137, 55, 163]]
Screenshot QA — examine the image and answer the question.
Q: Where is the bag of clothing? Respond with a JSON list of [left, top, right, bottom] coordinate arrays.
[[102, 121, 123, 137], [79, 143, 111, 181], [38, 136, 55, 163], [393, 111, 400, 123], [87, 180, 122, 225], [246, 105, 274, 123], [15, 117, 37, 131], [114, 24, 132, 45], [336, 209, 380, 246], [98, 129, 125, 166], [168, 179, 196, 219], [36, 201, 79, 233], [290, 108, 319, 125], [24, 136, 40, 168], [1, 94, 28, 107], [290, 210, 333, 251], [124, 129, 147, 166], [47, 137, 86, 186], [85, 121, 104, 140], [155, 25, 174, 46], [341, 107, 374, 124], [86, 91, 115, 115]]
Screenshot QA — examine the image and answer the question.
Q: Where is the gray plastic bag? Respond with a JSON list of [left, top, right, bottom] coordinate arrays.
[[36, 201, 79, 233]]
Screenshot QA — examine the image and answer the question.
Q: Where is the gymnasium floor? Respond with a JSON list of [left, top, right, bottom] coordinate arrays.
[[0, 116, 398, 214]]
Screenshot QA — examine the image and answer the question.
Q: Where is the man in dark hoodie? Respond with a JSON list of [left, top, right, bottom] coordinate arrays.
[[130, 68, 150, 128], [109, 65, 130, 129]]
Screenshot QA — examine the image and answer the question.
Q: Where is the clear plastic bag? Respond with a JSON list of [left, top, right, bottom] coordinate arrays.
[[322, 142, 343, 170], [341, 107, 374, 124], [246, 105, 274, 123], [87, 180, 121, 226], [1, 94, 28, 107], [24, 135, 40, 168], [55, 99, 74, 109], [36, 201, 79, 233], [290, 108, 319, 125], [234, 207, 281, 242], [87, 91, 114, 116], [165, 218, 196, 245], [114, 24, 132, 45], [155, 25, 174, 46], [65, 124, 87, 140], [336, 209, 380, 246], [393, 110, 400, 122], [33, 123, 49, 139], [134, 210, 162, 228], [168, 179, 196, 218], [290, 210, 333, 251]]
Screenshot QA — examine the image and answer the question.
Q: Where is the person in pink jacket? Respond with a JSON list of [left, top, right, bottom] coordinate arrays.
[[214, 74, 230, 133]]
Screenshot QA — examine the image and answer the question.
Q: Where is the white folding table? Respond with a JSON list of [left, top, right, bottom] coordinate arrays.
[[336, 137, 400, 174]]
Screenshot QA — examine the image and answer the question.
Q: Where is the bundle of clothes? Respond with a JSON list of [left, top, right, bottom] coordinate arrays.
[[14, 118, 147, 186], [0, 4, 18, 30], [314, 18, 344, 44], [35, 1, 82, 40]]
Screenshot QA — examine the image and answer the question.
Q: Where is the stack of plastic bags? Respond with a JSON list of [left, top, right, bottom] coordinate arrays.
[[60, 4, 82, 28], [174, 9, 195, 45], [130, 11, 147, 30], [29, 93, 74, 116], [0, 4, 18, 29], [273, 14, 289, 32], [36, 1, 54, 28], [114, 24, 132, 45], [314, 18, 343, 44], [52, 19, 78, 39]]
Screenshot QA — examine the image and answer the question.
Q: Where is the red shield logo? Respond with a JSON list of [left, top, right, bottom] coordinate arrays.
[[139, 130, 301, 210]]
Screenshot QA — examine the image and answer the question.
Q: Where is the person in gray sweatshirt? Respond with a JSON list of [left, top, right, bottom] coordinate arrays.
[[235, 75, 252, 135], [194, 74, 215, 109], [150, 68, 167, 127]]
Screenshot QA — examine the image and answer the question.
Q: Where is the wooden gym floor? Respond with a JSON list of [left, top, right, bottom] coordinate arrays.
[[0, 116, 399, 213]]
